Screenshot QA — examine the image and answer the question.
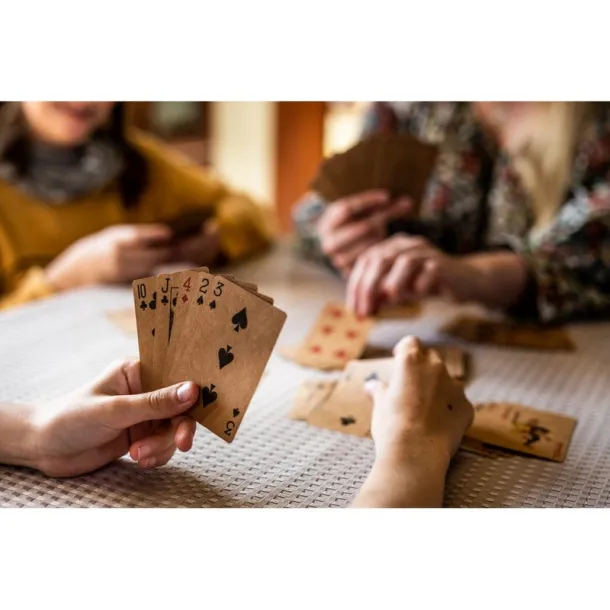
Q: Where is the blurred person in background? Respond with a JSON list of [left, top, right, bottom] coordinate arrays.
[[294, 102, 610, 324], [0, 102, 273, 311]]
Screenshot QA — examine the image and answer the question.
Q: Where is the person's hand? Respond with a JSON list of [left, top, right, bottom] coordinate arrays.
[[170, 219, 222, 266], [28, 361, 199, 477], [46, 224, 173, 291], [317, 190, 413, 276], [364, 336, 474, 463], [347, 234, 487, 317], [350, 336, 473, 507]]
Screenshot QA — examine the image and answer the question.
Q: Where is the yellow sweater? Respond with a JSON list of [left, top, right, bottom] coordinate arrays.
[[0, 130, 274, 311]]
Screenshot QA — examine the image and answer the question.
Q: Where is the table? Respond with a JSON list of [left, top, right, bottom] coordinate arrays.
[[2, 243, 610, 508]]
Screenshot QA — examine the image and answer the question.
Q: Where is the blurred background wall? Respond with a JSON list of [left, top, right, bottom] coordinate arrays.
[[126, 102, 369, 233]]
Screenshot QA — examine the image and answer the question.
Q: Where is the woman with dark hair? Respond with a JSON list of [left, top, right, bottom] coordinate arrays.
[[0, 102, 273, 310]]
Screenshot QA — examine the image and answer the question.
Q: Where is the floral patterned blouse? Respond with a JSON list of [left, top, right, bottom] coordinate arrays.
[[293, 102, 610, 324]]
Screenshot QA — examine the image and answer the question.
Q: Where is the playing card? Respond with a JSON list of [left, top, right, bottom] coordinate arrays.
[[466, 402, 577, 462], [163, 275, 287, 443], [376, 301, 422, 320], [441, 315, 575, 351], [310, 133, 438, 209], [132, 276, 159, 392], [290, 379, 338, 421], [282, 302, 375, 371], [307, 358, 394, 437], [151, 273, 182, 389], [460, 437, 512, 458]]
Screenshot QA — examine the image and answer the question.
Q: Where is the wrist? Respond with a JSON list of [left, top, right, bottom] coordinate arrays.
[[0, 403, 42, 471], [375, 435, 452, 474], [462, 251, 528, 308]]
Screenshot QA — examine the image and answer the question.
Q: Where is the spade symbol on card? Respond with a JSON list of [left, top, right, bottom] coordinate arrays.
[[209, 300, 216, 310], [232, 308, 248, 332], [197, 296, 204, 306], [218, 346, 235, 369], [340, 416, 356, 426], [233, 408, 240, 418], [201, 384, 218, 407], [161, 295, 168, 305]]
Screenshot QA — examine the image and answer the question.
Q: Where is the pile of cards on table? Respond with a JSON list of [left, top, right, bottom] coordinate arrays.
[[133, 267, 287, 443], [290, 357, 578, 462]]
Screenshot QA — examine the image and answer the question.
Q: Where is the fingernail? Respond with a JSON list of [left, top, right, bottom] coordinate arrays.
[[137, 445, 151, 461], [140, 457, 156, 469], [177, 382, 194, 402]]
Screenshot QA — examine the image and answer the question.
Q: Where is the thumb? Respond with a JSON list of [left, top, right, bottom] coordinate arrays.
[[364, 378, 387, 403], [105, 381, 200, 428]]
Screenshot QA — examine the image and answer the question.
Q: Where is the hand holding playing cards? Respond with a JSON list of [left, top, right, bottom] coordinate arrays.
[[317, 191, 413, 276], [22, 360, 199, 477], [46, 224, 173, 291], [351, 336, 473, 508]]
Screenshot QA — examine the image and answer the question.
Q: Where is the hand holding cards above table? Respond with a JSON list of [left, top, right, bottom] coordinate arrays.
[[310, 133, 439, 210], [132, 267, 286, 444]]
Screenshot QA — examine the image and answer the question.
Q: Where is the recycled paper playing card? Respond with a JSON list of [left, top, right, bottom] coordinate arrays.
[[132, 276, 159, 392], [163, 274, 286, 443], [442, 315, 575, 352], [307, 358, 394, 437], [281, 302, 374, 371], [290, 379, 338, 421], [466, 402, 577, 462]]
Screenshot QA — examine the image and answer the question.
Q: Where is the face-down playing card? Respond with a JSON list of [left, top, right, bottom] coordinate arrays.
[[163, 273, 286, 443]]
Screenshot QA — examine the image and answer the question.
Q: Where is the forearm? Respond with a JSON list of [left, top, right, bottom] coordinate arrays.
[[351, 446, 450, 508], [0, 403, 39, 470], [462, 251, 529, 310]]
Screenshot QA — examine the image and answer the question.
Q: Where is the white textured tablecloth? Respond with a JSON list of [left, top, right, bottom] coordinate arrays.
[[2, 243, 610, 508]]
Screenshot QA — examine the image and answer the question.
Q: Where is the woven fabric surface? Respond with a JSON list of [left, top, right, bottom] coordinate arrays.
[[1, 243, 609, 508]]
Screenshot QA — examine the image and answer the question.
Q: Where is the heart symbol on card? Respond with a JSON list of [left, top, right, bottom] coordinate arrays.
[[218, 346, 234, 369], [340, 416, 356, 426], [232, 308, 248, 332], [233, 408, 240, 418], [201, 384, 218, 407]]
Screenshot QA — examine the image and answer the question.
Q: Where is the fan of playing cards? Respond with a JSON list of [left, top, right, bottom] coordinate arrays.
[[310, 132, 439, 209], [133, 267, 287, 443]]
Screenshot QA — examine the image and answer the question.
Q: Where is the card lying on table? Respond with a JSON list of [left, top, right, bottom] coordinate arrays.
[[441, 315, 576, 352], [467, 402, 577, 462], [280, 302, 375, 371], [133, 268, 287, 443]]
